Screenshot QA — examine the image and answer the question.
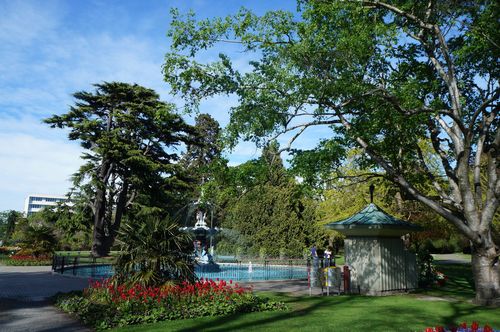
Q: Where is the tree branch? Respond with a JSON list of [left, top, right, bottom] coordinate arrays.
[[334, 108, 478, 241], [427, 118, 461, 201], [273, 119, 341, 153], [415, 143, 454, 205], [469, 88, 500, 130], [361, 1, 434, 31]]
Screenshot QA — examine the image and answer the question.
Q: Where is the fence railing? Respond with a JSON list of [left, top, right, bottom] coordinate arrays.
[[52, 253, 116, 276], [52, 254, 337, 281]]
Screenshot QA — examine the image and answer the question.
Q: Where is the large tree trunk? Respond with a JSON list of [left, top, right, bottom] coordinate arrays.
[[92, 160, 113, 257], [91, 177, 130, 257], [471, 238, 500, 306]]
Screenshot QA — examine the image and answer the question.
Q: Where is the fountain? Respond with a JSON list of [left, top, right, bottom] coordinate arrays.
[[181, 198, 220, 273]]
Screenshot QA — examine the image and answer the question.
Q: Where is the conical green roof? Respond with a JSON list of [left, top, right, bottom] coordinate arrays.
[[326, 203, 421, 236]]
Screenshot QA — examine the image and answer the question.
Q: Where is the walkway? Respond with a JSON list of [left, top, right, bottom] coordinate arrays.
[[242, 279, 326, 296], [0, 266, 91, 332]]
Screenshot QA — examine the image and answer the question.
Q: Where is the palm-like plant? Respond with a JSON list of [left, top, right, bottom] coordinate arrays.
[[115, 215, 195, 286], [13, 221, 58, 257]]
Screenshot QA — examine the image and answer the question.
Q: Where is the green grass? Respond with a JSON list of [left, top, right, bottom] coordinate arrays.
[[111, 263, 499, 332], [414, 263, 476, 300], [55, 250, 119, 257], [54, 251, 117, 265], [112, 293, 499, 332], [432, 253, 471, 263], [334, 255, 344, 266]]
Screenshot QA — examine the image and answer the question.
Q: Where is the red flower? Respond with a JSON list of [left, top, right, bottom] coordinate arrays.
[[425, 328, 433, 332], [471, 321, 478, 331], [484, 324, 493, 332]]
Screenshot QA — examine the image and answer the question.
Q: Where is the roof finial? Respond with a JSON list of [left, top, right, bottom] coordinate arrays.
[[369, 184, 375, 203]]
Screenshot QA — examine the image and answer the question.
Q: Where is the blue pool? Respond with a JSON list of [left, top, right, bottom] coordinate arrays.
[[60, 263, 308, 281]]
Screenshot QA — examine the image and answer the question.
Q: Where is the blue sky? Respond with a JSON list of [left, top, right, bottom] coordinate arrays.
[[0, 0, 325, 211]]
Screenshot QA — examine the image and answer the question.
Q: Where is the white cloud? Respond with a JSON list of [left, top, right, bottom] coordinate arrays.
[[0, 133, 82, 211], [0, 0, 315, 211], [0, 1, 61, 46]]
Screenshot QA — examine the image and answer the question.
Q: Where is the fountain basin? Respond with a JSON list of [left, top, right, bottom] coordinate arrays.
[[59, 262, 308, 281]]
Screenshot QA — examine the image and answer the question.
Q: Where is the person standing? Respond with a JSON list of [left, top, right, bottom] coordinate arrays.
[[310, 245, 318, 258], [324, 247, 332, 267]]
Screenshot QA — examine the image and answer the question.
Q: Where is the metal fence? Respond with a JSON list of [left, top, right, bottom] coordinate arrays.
[[52, 254, 336, 281], [52, 253, 115, 276]]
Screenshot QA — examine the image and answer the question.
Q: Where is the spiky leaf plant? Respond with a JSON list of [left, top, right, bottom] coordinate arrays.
[[115, 215, 195, 287]]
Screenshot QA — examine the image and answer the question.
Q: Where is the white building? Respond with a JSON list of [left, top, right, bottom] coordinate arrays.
[[23, 194, 68, 216]]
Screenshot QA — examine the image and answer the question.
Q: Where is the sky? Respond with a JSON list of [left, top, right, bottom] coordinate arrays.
[[0, 0, 324, 212]]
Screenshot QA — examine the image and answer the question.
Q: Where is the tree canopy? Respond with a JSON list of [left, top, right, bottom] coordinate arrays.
[[0, 210, 22, 245], [164, 1, 499, 304], [206, 142, 325, 258], [45, 82, 197, 256]]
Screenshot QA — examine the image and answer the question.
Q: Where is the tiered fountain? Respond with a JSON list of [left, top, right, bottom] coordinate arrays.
[[181, 198, 220, 272]]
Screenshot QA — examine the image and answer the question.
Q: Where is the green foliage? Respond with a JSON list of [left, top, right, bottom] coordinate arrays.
[[0, 210, 22, 244], [11, 215, 58, 256], [45, 82, 197, 256], [55, 280, 287, 330], [114, 214, 195, 286], [26, 204, 93, 251], [0, 247, 53, 266], [0, 255, 52, 266], [420, 235, 470, 255], [223, 181, 324, 258], [214, 142, 326, 258], [108, 269, 499, 332], [290, 138, 346, 188], [181, 113, 222, 184], [51, 195, 93, 250], [165, 2, 499, 302], [163, 0, 499, 250]]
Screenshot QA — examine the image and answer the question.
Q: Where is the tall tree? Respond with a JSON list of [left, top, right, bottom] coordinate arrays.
[[220, 143, 323, 257], [0, 210, 22, 244], [181, 113, 222, 181], [45, 82, 196, 257], [164, 2, 499, 304]]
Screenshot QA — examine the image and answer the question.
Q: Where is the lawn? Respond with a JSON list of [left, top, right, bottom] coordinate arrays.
[[111, 263, 499, 332], [432, 253, 472, 263], [55, 250, 119, 257]]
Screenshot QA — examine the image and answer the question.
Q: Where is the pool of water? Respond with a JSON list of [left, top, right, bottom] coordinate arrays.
[[60, 263, 308, 281]]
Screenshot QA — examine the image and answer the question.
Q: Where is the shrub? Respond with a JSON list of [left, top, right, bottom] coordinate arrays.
[[421, 235, 470, 254], [417, 249, 448, 287], [0, 253, 52, 266], [55, 277, 287, 330], [431, 239, 455, 254], [0, 246, 19, 255], [12, 221, 58, 257], [114, 215, 195, 287]]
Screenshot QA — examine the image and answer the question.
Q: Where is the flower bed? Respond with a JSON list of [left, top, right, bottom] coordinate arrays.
[[424, 321, 497, 332], [55, 277, 287, 330], [0, 253, 52, 266]]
